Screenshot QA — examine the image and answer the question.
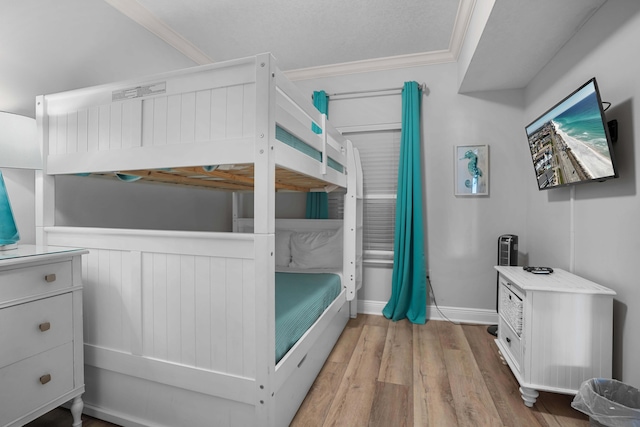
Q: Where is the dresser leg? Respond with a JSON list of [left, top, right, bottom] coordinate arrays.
[[519, 387, 539, 407], [71, 395, 83, 427]]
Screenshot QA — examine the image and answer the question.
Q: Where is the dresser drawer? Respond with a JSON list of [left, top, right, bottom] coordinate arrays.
[[0, 261, 73, 304], [498, 315, 523, 373], [499, 282, 523, 336], [0, 293, 73, 368], [0, 342, 74, 427]]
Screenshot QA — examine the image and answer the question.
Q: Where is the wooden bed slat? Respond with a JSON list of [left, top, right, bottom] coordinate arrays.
[[115, 169, 254, 191], [87, 164, 332, 192]]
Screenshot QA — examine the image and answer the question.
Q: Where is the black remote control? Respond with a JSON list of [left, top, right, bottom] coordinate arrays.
[[523, 266, 553, 274]]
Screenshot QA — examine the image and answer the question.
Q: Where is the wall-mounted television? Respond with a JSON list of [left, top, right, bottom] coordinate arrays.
[[525, 77, 618, 190]]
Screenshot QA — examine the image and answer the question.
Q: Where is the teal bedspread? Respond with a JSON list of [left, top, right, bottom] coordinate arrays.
[[275, 272, 342, 363]]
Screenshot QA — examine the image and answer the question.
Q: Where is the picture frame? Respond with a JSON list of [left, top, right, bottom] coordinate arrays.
[[455, 145, 489, 196]]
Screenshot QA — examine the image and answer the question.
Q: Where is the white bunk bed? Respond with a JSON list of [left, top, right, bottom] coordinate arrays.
[[35, 53, 363, 427]]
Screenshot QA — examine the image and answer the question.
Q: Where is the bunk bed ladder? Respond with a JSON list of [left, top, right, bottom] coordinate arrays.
[[344, 139, 363, 317], [320, 113, 328, 176]]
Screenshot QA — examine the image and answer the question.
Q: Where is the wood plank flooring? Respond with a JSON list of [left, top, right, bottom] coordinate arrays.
[[27, 315, 589, 427], [293, 315, 589, 427]]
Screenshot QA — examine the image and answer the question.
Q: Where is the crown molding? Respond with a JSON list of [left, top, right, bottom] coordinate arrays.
[[104, 0, 213, 65], [449, 0, 477, 60], [284, 50, 456, 81]]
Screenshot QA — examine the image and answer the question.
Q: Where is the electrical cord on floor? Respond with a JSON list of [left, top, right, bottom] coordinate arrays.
[[427, 275, 460, 325]]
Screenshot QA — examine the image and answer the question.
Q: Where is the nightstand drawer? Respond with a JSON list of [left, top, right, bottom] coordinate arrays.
[[498, 315, 522, 373], [0, 261, 73, 304], [499, 282, 523, 336], [0, 342, 74, 427], [0, 293, 73, 368]]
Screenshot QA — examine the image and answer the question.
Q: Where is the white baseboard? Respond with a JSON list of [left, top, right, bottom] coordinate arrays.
[[358, 299, 498, 325]]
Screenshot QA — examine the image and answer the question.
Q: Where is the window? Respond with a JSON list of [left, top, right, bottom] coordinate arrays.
[[329, 128, 401, 264]]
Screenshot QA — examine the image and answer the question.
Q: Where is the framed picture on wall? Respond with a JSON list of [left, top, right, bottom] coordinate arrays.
[[455, 145, 489, 196]]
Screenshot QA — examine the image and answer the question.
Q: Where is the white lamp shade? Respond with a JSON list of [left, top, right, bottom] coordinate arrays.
[[0, 112, 41, 169]]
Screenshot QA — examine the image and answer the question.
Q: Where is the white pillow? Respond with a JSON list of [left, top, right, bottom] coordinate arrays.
[[290, 228, 343, 269], [275, 230, 293, 267]]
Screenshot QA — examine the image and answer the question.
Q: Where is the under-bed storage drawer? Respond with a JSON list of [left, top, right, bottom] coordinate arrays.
[[0, 342, 74, 427], [275, 301, 349, 427], [0, 261, 73, 303]]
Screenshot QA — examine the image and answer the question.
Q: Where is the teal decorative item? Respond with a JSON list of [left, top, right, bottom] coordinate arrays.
[[462, 150, 483, 189], [0, 113, 40, 250], [455, 145, 489, 196], [0, 170, 20, 249], [382, 81, 427, 324]]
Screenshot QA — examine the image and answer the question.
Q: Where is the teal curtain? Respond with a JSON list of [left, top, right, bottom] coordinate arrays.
[[311, 90, 328, 135], [0, 170, 20, 246], [306, 192, 329, 219], [382, 81, 427, 324], [306, 90, 329, 219]]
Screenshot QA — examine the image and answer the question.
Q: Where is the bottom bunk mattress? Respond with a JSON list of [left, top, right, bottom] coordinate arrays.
[[275, 271, 342, 363]]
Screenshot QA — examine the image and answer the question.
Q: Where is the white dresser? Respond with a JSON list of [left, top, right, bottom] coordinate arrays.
[[495, 266, 616, 407], [0, 246, 87, 427]]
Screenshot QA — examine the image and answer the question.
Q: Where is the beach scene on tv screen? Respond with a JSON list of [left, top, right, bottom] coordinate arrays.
[[526, 81, 615, 189]]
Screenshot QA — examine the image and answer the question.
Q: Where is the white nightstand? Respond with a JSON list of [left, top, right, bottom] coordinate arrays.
[[494, 266, 616, 407]]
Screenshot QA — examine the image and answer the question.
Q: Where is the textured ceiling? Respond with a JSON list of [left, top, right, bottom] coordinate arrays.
[[0, 0, 608, 118], [135, 0, 460, 71]]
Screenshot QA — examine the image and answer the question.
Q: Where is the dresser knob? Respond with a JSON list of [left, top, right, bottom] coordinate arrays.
[[39, 374, 52, 385], [39, 322, 51, 332], [506, 337, 511, 343], [44, 274, 56, 283]]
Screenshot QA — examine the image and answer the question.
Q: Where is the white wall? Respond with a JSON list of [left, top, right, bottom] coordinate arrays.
[[523, 0, 640, 386], [55, 175, 232, 232], [1, 0, 197, 118], [3, 0, 199, 246], [457, 0, 495, 90], [294, 61, 528, 317]]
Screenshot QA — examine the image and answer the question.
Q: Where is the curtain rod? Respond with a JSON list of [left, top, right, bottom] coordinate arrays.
[[314, 83, 428, 100]]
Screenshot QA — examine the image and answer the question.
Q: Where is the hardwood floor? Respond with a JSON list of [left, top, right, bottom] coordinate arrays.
[[27, 315, 589, 427], [292, 315, 589, 427]]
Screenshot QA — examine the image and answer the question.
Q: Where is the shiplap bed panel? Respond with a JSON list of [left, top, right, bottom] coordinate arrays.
[[36, 53, 363, 427]]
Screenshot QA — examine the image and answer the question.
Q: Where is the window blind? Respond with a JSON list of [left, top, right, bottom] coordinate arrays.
[[329, 129, 401, 262]]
